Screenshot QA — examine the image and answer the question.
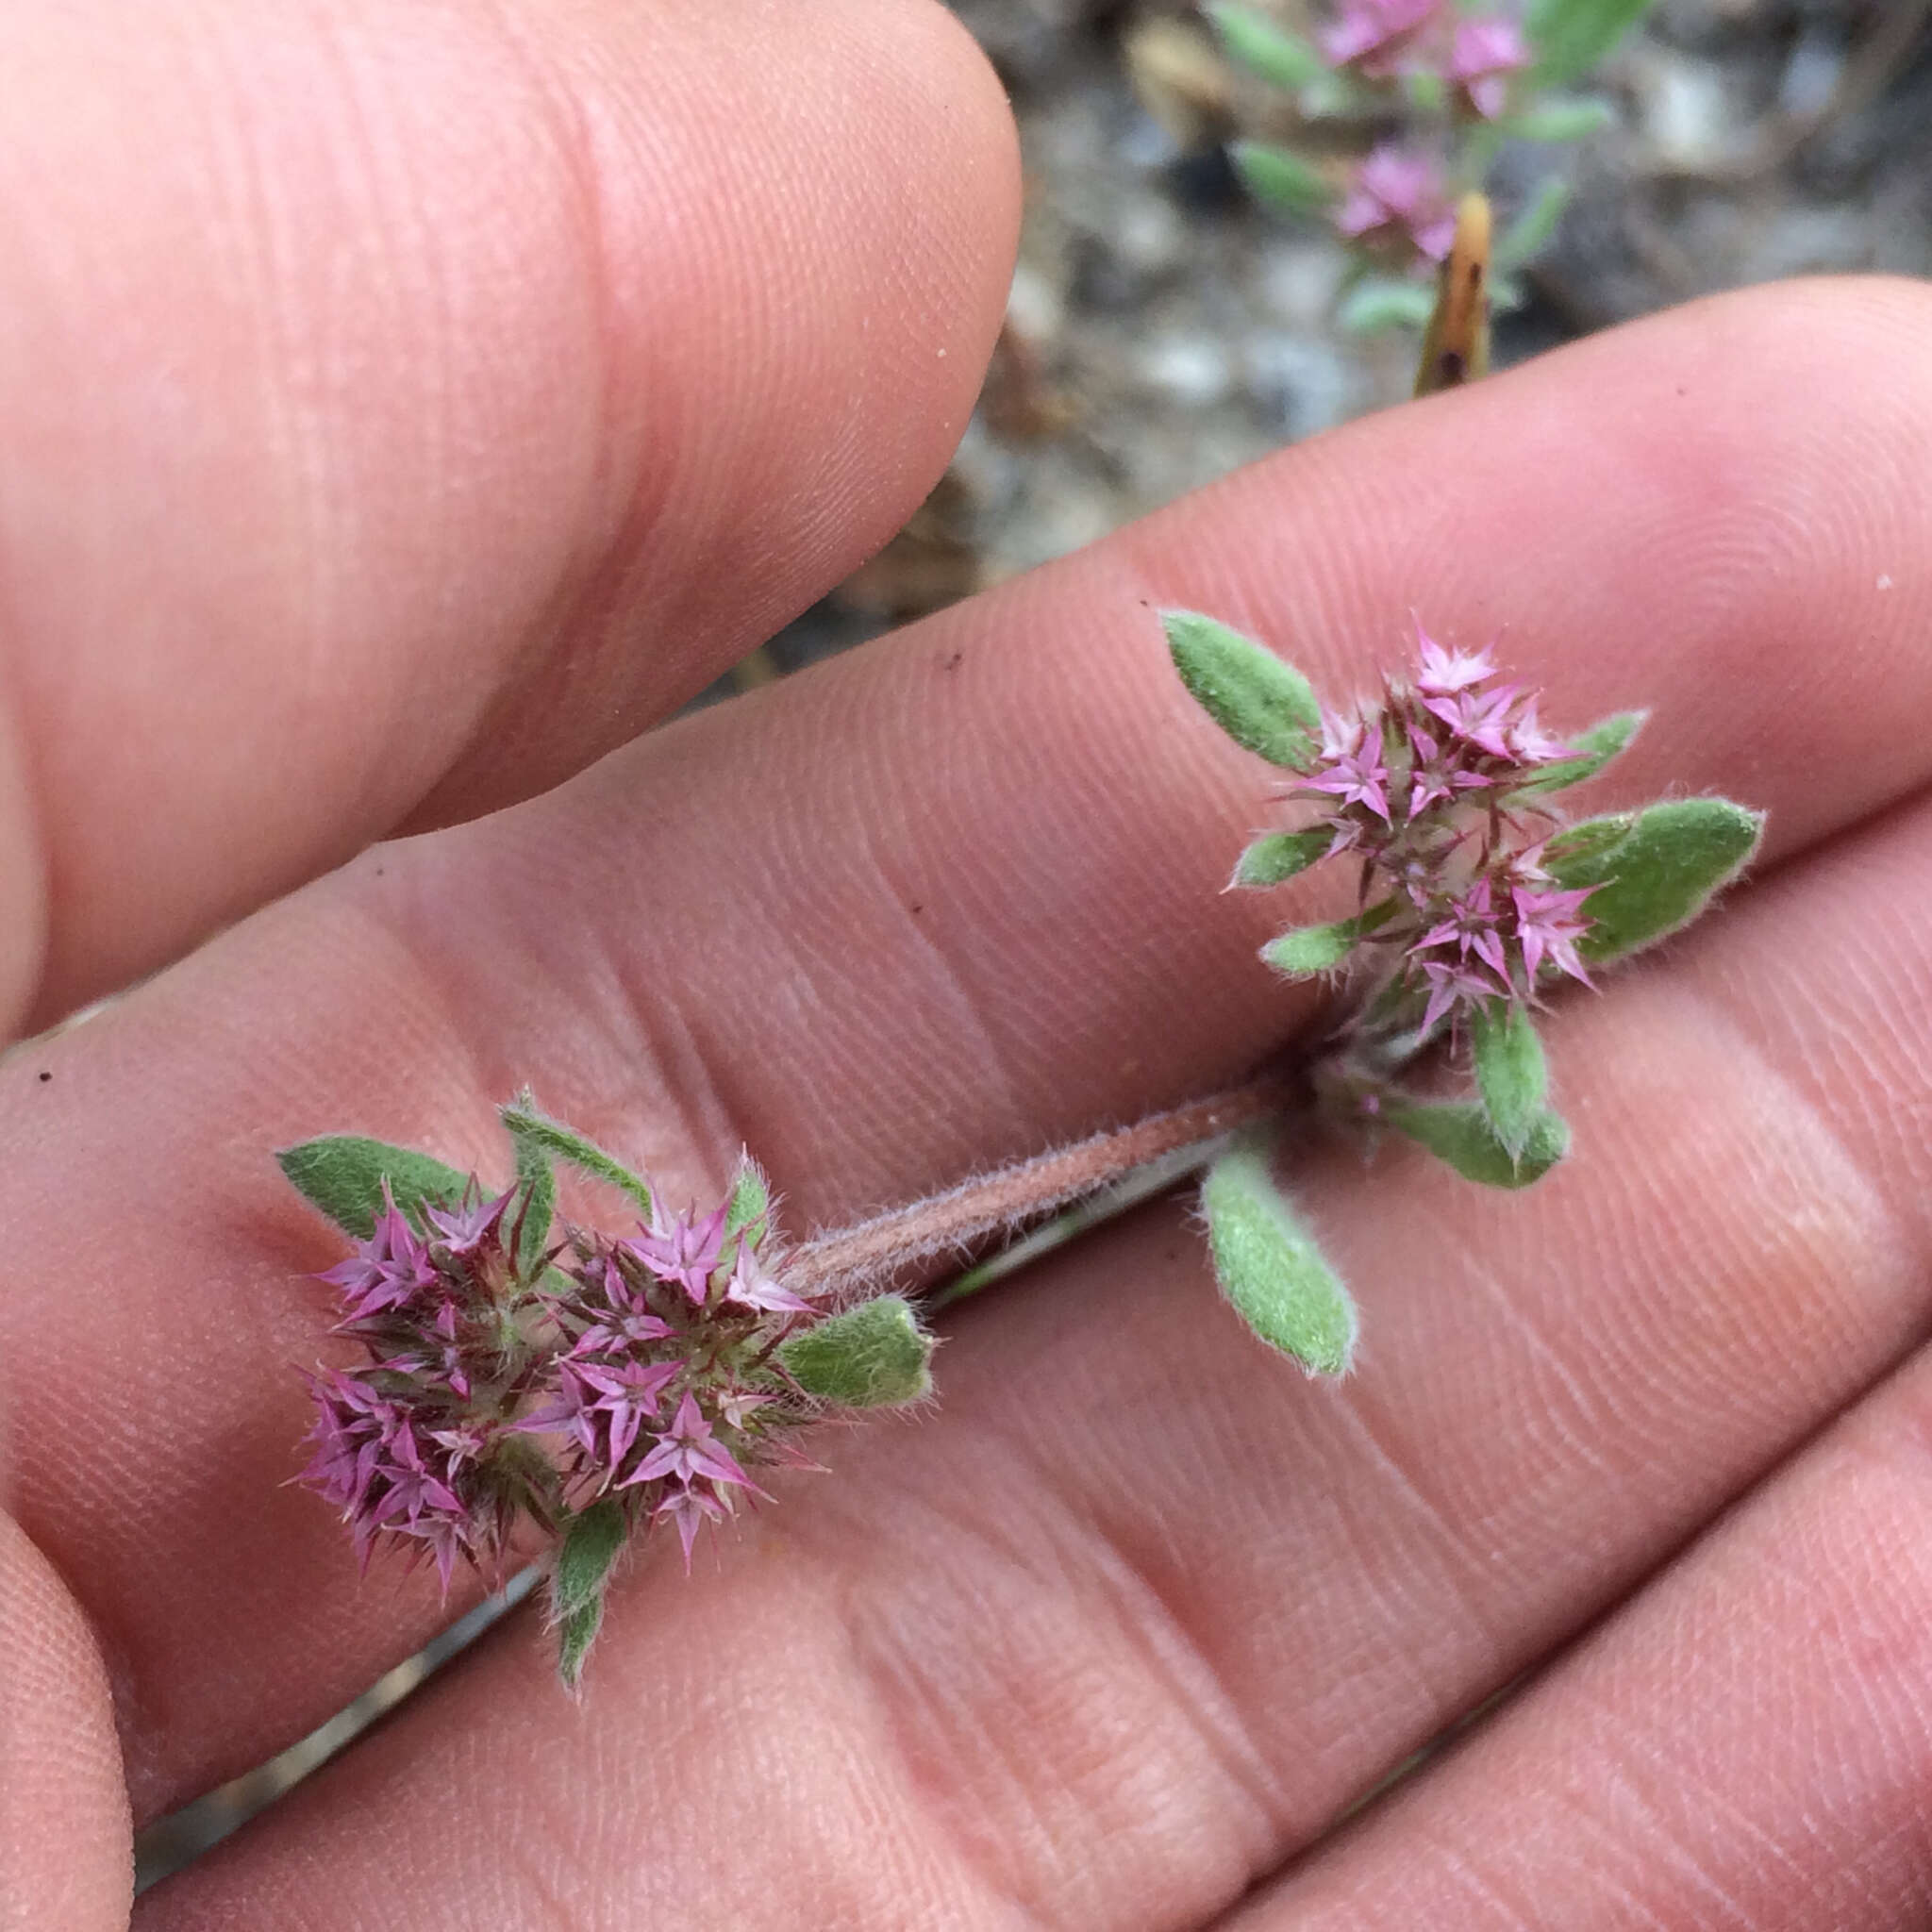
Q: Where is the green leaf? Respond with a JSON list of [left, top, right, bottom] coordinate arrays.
[[553, 1499, 626, 1619], [1471, 1004, 1548, 1160], [1261, 918, 1359, 976], [1514, 708, 1647, 793], [512, 1135, 556, 1279], [724, 1156, 770, 1241], [1543, 810, 1633, 871], [1494, 95, 1615, 142], [1524, 0, 1658, 88], [1337, 276, 1438, 334], [1547, 798, 1764, 964], [1260, 897, 1395, 977], [1492, 175, 1573, 270], [1387, 1099, 1570, 1188], [276, 1135, 471, 1240], [1229, 141, 1334, 217], [777, 1295, 935, 1407], [499, 1093, 653, 1220], [1201, 1139, 1356, 1376], [556, 1595, 604, 1693], [1233, 828, 1335, 889], [1163, 609, 1324, 771], [1207, 2, 1325, 88]]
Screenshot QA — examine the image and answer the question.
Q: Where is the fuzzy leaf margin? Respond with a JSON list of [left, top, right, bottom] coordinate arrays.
[[500, 1092, 654, 1220], [1201, 1137, 1357, 1376], [1164, 609, 1324, 771], [277, 1136, 471, 1240], [1549, 798, 1763, 965]]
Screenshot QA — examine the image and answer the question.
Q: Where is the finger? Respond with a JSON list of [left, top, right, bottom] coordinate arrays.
[[0, 0, 1017, 1030], [138, 787, 1932, 1927], [9, 277, 1932, 1827], [1233, 1356, 1932, 1928], [0, 1511, 130, 1932]]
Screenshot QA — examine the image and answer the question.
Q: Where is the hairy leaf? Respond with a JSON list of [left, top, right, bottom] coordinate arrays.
[[1548, 798, 1763, 963], [1471, 1004, 1549, 1160], [500, 1093, 654, 1219], [1201, 1140, 1356, 1376], [1164, 609, 1324, 770], [277, 1136, 471, 1240], [777, 1295, 934, 1407], [1233, 828, 1336, 889], [1388, 1098, 1570, 1188]]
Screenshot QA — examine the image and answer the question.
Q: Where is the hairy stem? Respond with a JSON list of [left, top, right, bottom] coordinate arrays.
[[786, 1067, 1300, 1299]]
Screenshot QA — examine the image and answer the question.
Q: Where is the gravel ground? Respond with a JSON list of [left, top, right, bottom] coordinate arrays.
[[775, 0, 1932, 668]]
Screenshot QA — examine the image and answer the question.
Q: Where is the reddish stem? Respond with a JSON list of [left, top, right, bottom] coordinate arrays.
[[785, 1066, 1298, 1299]]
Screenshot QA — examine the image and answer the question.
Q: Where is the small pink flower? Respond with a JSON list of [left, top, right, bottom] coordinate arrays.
[[1415, 957, 1506, 1033], [320, 1187, 441, 1322], [425, 1185, 518, 1259], [624, 1202, 729, 1307], [723, 1241, 812, 1315], [1305, 708, 1392, 823], [1421, 678, 1523, 760], [1413, 628, 1497, 696], [1417, 876, 1512, 984], [1449, 16, 1529, 120], [654, 1482, 728, 1571], [1323, 0, 1441, 73], [573, 1357, 684, 1469], [626, 1391, 755, 1492], [1505, 697, 1574, 766], [1512, 880, 1598, 989], [1336, 145, 1457, 262]]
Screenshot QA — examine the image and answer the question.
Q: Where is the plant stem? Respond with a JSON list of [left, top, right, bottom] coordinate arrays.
[[785, 1067, 1300, 1300]]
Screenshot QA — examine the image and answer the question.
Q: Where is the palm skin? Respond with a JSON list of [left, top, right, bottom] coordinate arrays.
[[2, 3, 1931, 1927]]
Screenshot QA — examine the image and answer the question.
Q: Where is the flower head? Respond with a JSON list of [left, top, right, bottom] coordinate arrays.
[[1448, 15, 1529, 119], [1511, 878, 1599, 990], [425, 1184, 519, 1260], [1322, 0, 1441, 73], [1304, 708, 1392, 824], [298, 1366, 498, 1593], [624, 1202, 729, 1307], [1336, 145, 1457, 263]]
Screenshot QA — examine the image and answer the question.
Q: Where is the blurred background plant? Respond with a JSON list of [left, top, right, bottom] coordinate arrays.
[[764, 0, 1931, 677], [1208, 0, 1638, 335]]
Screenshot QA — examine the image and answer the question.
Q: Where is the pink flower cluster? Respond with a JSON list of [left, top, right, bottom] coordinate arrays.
[[1290, 625, 1599, 1032], [1336, 145, 1458, 262], [299, 1181, 824, 1591], [1321, 0, 1528, 264], [1323, 0, 1529, 118]]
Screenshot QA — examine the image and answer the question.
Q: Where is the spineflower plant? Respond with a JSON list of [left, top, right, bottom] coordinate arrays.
[[1208, 0, 1658, 333], [285, 609, 1758, 1686], [1166, 608, 1761, 1374]]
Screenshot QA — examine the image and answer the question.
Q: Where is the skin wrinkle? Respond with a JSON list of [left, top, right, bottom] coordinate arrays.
[[970, 1355, 1290, 1883], [1430, 1231, 1624, 1506], [1241, 1362, 1932, 1930], [824, 1441, 1254, 1929]]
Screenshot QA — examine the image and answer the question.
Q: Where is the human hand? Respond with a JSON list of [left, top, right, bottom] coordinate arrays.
[[6, 3, 1932, 1925]]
